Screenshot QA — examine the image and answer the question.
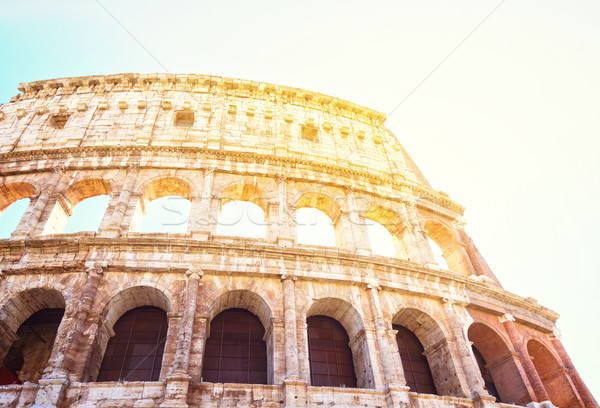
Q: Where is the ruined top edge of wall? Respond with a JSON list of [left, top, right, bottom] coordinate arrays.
[[11, 73, 387, 125]]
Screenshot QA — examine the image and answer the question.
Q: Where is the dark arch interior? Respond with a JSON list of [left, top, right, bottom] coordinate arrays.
[[393, 324, 437, 394], [307, 315, 356, 388], [1, 308, 64, 385], [97, 306, 168, 382], [202, 308, 267, 384], [472, 345, 501, 401]]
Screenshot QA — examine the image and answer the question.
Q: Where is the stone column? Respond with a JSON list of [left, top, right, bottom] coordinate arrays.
[[273, 174, 296, 246], [191, 167, 216, 239], [342, 188, 371, 254], [400, 200, 436, 265], [549, 334, 598, 408], [161, 270, 202, 408], [441, 298, 489, 400], [366, 284, 402, 386], [102, 165, 140, 236], [500, 314, 551, 404], [13, 167, 67, 239], [31, 265, 104, 408], [282, 275, 299, 379], [366, 284, 409, 408], [47, 265, 104, 379]]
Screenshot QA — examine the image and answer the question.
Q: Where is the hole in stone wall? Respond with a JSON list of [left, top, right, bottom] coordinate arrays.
[[50, 114, 70, 129], [174, 111, 195, 127], [301, 125, 318, 142]]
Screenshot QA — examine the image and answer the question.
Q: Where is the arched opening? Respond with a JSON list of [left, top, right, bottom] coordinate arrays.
[[296, 207, 335, 247], [423, 220, 470, 274], [527, 339, 582, 408], [97, 306, 168, 382], [307, 315, 356, 388], [364, 205, 409, 258], [42, 179, 112, 235], [131, 177, 192, 233], [216, 184, 269, 239], [63, 195, 110, 233], [393, 324, 437, 394], [306, 298, 372, 389], [468, 322, 531, 405], [0, 199, 30, 238], [217, 201, 267, 238], [202, 309, 267, 384], [296, 192, 342, 248], [393, 308, 464, 397], [86, 286, 172, 382], [0, 288, 66, 385], [0, 182, 36, 238], [427, 237, 449, 270]]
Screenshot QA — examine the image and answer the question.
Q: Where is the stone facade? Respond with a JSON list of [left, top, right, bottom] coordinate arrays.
[[0, 73, 596, 408]]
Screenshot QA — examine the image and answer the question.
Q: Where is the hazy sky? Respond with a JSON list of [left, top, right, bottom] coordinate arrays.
[[1, 0, 598, 398]]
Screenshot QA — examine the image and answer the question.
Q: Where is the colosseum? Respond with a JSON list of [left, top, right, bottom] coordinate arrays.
[[0, 73, 596, 408]]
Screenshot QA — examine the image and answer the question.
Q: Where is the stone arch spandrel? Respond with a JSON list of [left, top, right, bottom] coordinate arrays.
[[527, 338, 584, 408], [468, 321, 533, 405], [140, 176, 193, 202], [62, 178, 112, 207]]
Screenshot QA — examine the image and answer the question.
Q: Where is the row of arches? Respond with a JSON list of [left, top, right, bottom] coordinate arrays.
[[0, 177, 463, 271], [0, 285, 580, 407]]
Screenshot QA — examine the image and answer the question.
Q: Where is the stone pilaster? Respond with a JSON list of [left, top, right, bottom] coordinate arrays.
[[13, 167, 67, 238], [191, 167, 216, 239], [342, 188, 371, 254], [273, 174, 296, 246], [101, 165, 140, 236], [441, 298, 489, 400], [282, 274, 300, 379], [400, 200, 436, 265], [366, 284, 409, 408], [161, 270, 202, 408]]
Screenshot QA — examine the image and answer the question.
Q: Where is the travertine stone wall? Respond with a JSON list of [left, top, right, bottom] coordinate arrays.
[[0, 74, 595, 408]]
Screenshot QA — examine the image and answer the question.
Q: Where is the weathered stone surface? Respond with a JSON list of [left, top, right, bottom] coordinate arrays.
[[0, 73, 596, 408]]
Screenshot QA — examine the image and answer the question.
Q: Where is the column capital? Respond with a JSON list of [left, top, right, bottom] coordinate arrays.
[[186, 268, 203, 280], [499, 313, 516, 323], [281, 273, 297, 282], [274, 173, 289, 183]]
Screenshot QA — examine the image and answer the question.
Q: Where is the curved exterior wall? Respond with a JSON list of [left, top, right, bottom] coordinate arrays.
[[0, 73, 595, 408]]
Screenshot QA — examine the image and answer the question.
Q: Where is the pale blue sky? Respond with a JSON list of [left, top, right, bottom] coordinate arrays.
[[0, 0, 598, 396]]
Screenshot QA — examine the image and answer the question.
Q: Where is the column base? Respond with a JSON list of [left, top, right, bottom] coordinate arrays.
[[159, 373, 192, 408], [30, 377, 69, 408], [473, 393, 499, 408], [276, 236, 295, 247], [190, 230, 211, 241], [283, 378, 308, 408], [384, 383, 410, 408]]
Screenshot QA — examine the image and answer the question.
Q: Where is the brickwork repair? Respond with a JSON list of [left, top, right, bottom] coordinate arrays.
[[0, 73, 596, 408]]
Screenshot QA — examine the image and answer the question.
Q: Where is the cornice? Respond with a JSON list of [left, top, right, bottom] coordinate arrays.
[[0, 235, 558, 325], [8, 73, 386, 126], [0, 145, 466, 215]]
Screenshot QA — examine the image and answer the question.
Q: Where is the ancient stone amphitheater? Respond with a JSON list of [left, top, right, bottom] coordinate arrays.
[[0, 73, 596, 408]]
